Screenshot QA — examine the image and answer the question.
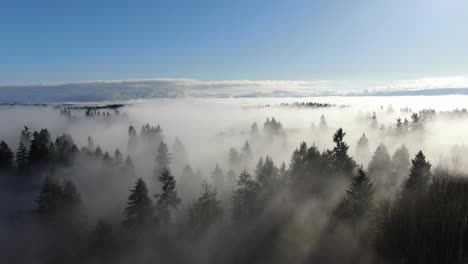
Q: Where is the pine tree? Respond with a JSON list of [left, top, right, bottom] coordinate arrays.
[[122, 178, 154, 229], [228, 148, 241, 168], [241, 140, 253, 163], [128, 125, 137, 153], [232, 170, 260, 224], [0, 141, 14, 170], [188, 181, 223, 234], [94, 145, 104, 158], [255, 156, 278, 190], [392, 145, 410, 180], [172, 137, 187, 167], [113, 149, 123, 167], [211, 164, 225, 192], [403, 151, 432, 195], [15, 142, 29, 172], [333, 168, 375, 221], [370, 112, 378, 129], [124, 155, 136, 177], [37, 176, 64, 215], [355, 133, 370, 164], [250, 122, 259, 137], [154, 141, 171, 176], [368, 144, 393, 189], [29, 129, 52, 166], [331, 128, 356, 175], [20, 126, 31, 149], [87, 136, 95, 151], [154, 169, 181, 225], [319, 114, 328, 130], [102, 152, 113, 166]]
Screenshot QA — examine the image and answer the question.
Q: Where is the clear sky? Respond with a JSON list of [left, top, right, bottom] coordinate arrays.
[[1, 0, 468, 85]]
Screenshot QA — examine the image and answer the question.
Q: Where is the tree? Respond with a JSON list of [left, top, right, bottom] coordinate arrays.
[[122, 178, 154, 229], [368, 144, 393, 190], [113, 149, 123, 167], [172, 137, 188, 168], [154, 141, 171, 176], [188, 181, 223, 235], [392, 145, 410, 180], [15, 142, 29, 172], [241, 141, 253, 164], [154, 169, 181, 225], [102, 152, 113, 166], [124, 155, 136, 177], [255, 156, 278, 191], [232, 170, 261, 224], [319, 114, 328, 130], [29, 129, 52, 166], [355, 133, 370, 164], [333, 168, 375, 221], [94, 146, 104, 158], [211, 164, 225, 192], [250, 122, 259, 137], [87, 136, 95, 151], [331, 128, 356, 175], [20, 126, 32, 149], [228, 148, 241, 168], [128, 125, 138, 153], [370, 112, 378, 129], [54, 133, 75, 164], [403, 151, 432, 195], [0, 141, 14, 170]]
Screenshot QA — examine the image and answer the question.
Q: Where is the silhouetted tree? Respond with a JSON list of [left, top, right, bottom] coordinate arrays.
[[154, 169, 181, 225], [333, 168, 374, 221], [154, 141, 171, 177], [20, 126, 32, 149], [403, 151, 432, 195], [355, 133, 370, 164], [392, 145, 410, 181], [113, 149, 123, 167], [29, 129, 52, 166], [122, 178, 154, 229], [232, 170, 260, 225], [330, 128, 356, 175], [319, 114, 328, 130], [188, 181, 223, 235], [0, 141, 14, 170], [15, 142, 29, 172], [368, 144, 394, 190]]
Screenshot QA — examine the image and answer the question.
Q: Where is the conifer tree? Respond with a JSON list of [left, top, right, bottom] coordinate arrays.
[[319, 114, 328, 130], [154, 169, 180, 225], [124, 155, 136, 177], [188, 181, 223, 234], [255, 156, 278, 190], [154, 141, 171, 176], [0, 141, 14, 170], [172, 137, 187, 167], [37, 176, 64, 216], [331, 128, 356, 175], [228, 148, 241, 168], [355, 133, 370, 164], [403, 151, 432, 195], [250, 122, 259, 137], [94, 146, 104, 158], [15, 142, 29, 172], [232, 170, 260, 224], [128, 125, 137, 153], [87, 136, 95, 151], [370, 112, 378, 129], [211, 164, 225, 192], [122, 178, 154, 229], [29, 129, 52, 166], [114, 149, 123, 167], [241, 140, 253, 163], [20, 126, 32, 149], [368, 144, 393, 188], [102, 152, 113, 166], [334, 168, 375, 220], [392, 145, 410, 180]]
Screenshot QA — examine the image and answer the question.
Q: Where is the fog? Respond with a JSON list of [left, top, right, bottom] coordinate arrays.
[[2, 95, 468, 263]]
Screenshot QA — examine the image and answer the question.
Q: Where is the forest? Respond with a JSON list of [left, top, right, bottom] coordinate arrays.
[[1, 98, 468, 264]]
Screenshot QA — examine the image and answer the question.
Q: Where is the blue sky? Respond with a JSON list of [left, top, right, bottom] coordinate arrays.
[[1, 0, 468, 85]]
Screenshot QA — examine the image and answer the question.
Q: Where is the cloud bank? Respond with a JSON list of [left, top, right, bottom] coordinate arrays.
[[1, 76, 468, 103]]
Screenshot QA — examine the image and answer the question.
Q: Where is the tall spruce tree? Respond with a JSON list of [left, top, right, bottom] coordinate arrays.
[[211, 164, 225, 192], [154, 169, 181, 225], [331, 128, 356, 175], [29, 129, 52, 166], [333, 168, 375, 221], [15, 142, 29, 172], [232, 170, 261, 224], [0, 141, 14, 170], [355, 133, 370, 164], [392, 145, 411, 180], [368, 144, 394, 189], [188, 181, 223, 235], [122, 178, 154, 229], [403, 151, 432, 195], [154, 141, 171, 177]]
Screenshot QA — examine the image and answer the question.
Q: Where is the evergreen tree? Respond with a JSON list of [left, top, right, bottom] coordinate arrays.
[[319, 114, 328, 130], [54, 133, 75, 164], [113, 149, 123, 167], [122, 178, 154, 229], [37, 176, 64, 216], [94, 146, 104, 158], [333, 168, 375, 221], [0, 141, 14, 170], [154, 141, 171, 176], [370, 112, 378, 129], [124, 155, 136, 177], [29, 129, 52, 166], [20, 126, 32, 149], [228, 147, 241, 168], [102, 152, 113, 166], [179, 165, 203, 202], [232, 170, 260, 224], [188, 181, 223, 235], [241, 140, 253, 162], [368, 144, 394, 189], [87, 136, 95, 151], [15, 142, 29, 172], [128, 125, 138, 153], [255, 156, 278, 190], [211, 164, 225, 192], [355, 133, 370, 164], [154, 169, 181, 225], [331, 128, 356, 175], [403, 151, 432, 195], [392, 145, 410, 180], [250, 122, 259, 137]]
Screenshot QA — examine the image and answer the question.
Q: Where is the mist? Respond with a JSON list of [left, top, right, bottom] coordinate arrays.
[[2, 95, 468, 263]]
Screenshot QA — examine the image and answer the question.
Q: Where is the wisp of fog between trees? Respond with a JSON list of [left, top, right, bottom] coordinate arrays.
[[2, 96, 468, 264]]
